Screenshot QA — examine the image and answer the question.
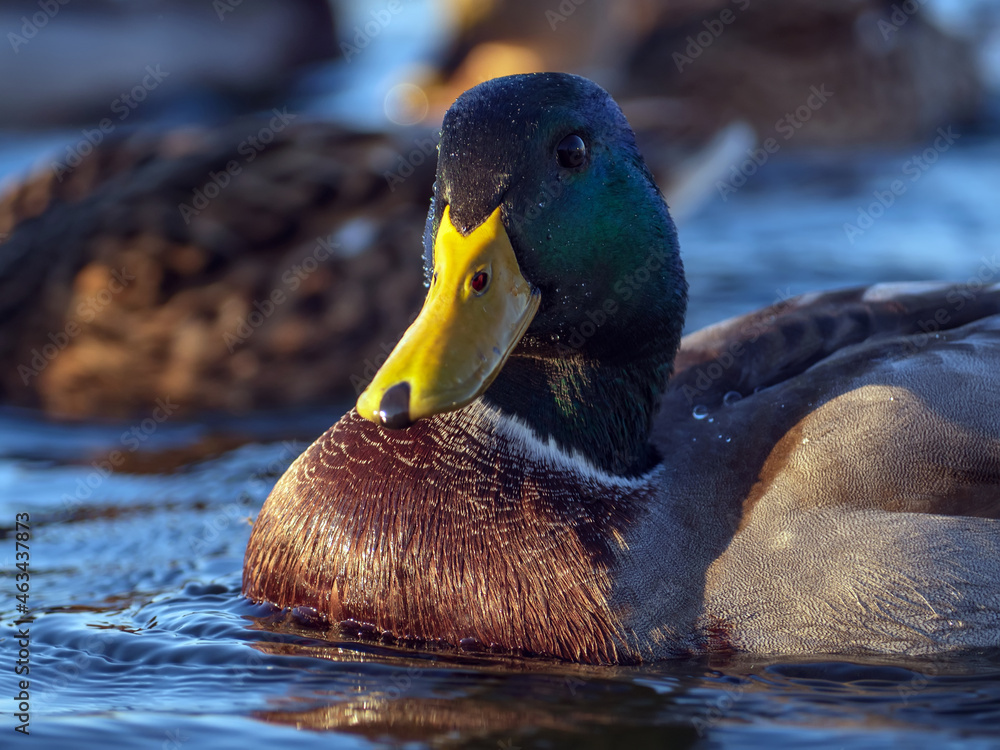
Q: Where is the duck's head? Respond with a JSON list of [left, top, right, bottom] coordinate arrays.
[[357, 73, 686, 474]]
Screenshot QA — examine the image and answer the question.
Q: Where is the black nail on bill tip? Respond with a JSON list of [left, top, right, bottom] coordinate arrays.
[[378, 382, 413, 429]]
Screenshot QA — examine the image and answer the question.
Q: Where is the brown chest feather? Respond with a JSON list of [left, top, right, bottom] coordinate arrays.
[[242, 407, 650, 662]]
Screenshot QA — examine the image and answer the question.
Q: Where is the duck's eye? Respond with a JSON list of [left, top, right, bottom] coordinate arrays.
[[555, 134, 587, 169], [471, 271, 489, 294]]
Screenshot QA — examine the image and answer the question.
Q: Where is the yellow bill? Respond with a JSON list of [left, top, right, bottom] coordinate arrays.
[[356, 205, 540, 428]]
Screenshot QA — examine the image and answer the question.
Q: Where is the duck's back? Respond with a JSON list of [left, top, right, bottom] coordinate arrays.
[[640, 282, 1000, 655]]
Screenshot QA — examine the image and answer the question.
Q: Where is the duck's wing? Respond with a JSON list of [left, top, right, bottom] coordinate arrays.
[[658, 281, 1000, 519], [670, 282, 1000, 406], [659, 284, 1000, 653]]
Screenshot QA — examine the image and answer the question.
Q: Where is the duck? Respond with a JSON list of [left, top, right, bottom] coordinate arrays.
[[242, 72, 1000, 663], [0, 120, 435, 418], [621, 0, 982, 147]]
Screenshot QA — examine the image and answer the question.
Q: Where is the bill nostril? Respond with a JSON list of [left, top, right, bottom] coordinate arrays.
[[378, 382, 413, 429]]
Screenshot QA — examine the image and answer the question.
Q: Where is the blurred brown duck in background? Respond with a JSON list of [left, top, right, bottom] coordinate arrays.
[[621, 0, 982, 146], [0, 122, 435, 419]]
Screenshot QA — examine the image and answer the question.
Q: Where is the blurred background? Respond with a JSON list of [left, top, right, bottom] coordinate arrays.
[[1, 0, 999, 422]]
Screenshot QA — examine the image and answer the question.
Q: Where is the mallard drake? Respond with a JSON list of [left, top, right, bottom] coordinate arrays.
[[243, 73, 1000, 663]]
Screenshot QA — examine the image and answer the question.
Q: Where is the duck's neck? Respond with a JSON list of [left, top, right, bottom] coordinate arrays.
[[483, 342, 676, 477]]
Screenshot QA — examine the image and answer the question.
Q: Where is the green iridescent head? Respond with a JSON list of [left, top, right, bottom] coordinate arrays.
[[358, 72, 687, 473], [430, 72, 685, 354]]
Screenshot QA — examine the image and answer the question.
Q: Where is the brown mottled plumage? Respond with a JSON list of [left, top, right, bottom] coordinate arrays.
[[0, 121, 434, 417]]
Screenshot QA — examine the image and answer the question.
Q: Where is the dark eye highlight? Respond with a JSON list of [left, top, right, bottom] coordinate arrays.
[[471, 271, 489, 293], [555, 134, 587, 169]]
